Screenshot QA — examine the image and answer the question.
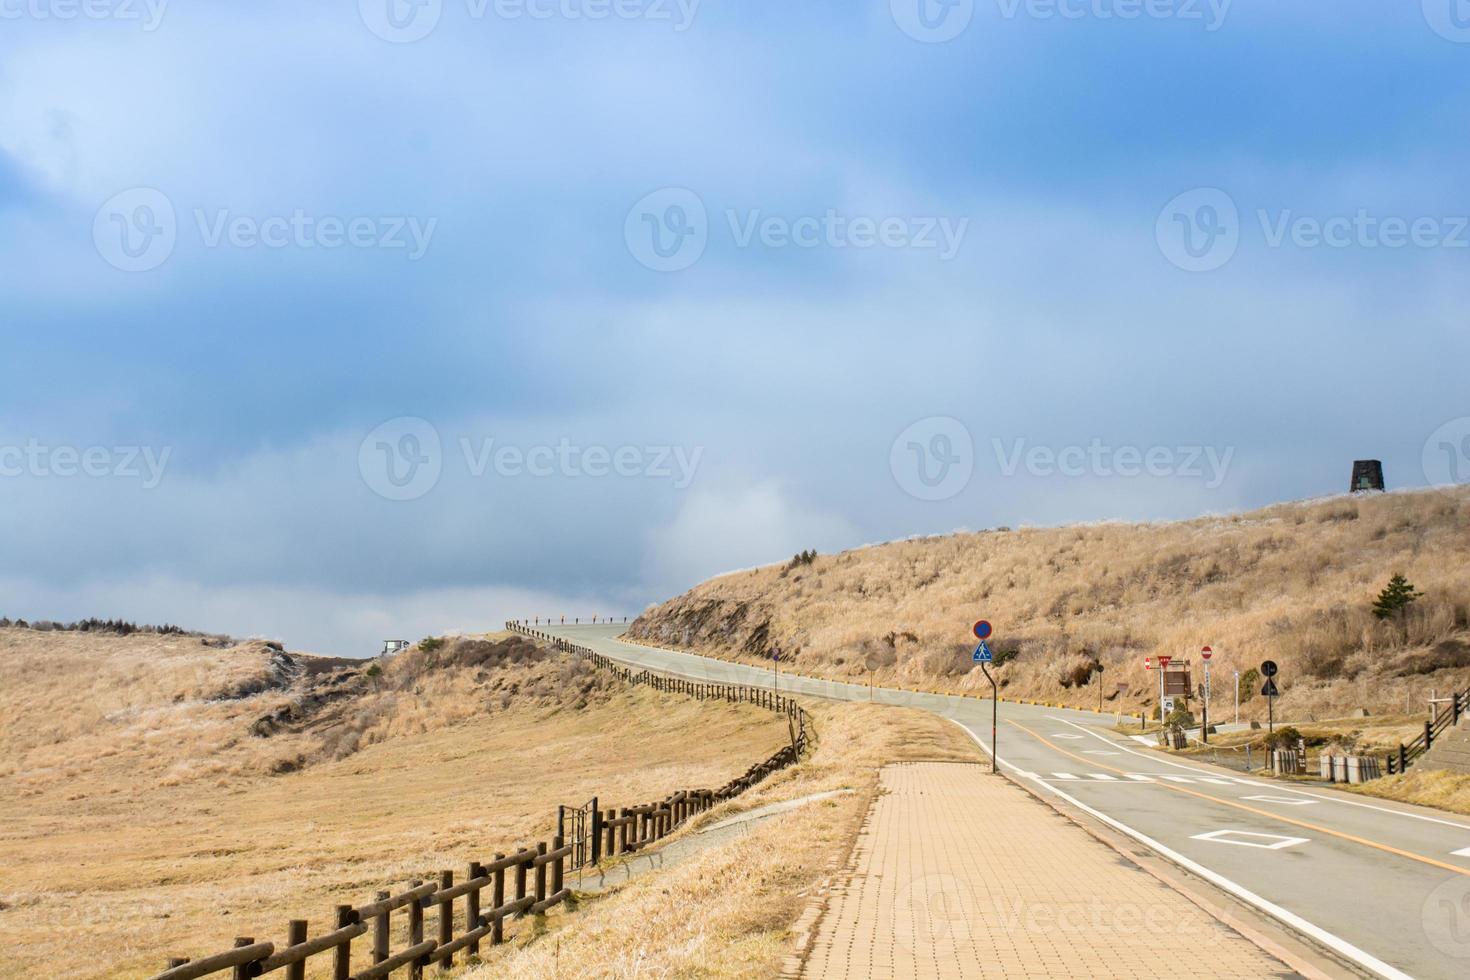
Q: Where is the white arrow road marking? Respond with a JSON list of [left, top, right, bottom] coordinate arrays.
[[1192, 829, 1309, 850], [946, 718, 1413, 980], [1451, 846, 1470, 857]]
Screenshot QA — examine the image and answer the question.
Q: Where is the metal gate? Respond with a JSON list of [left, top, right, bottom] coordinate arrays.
[[557, 796, 601, 870]]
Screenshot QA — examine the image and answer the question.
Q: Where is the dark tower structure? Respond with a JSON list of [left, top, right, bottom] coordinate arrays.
[[1350, 460, 1385, 493]]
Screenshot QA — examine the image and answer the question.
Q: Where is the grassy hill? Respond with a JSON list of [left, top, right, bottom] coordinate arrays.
[[628, 487, 1470, 721], [0, 627, 786, 978]]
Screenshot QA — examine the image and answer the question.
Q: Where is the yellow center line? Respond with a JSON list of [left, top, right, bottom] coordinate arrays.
[[1008, 719, 1470, 879]]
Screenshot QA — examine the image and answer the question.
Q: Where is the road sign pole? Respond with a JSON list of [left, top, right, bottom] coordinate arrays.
[[971, 620, 997, 772], [1157, 665, 1165, 728], [1234, 670, 1239, 725], [1259, 660, 1280, 735], [981, 662, 997, 774], [1201, 647, 1212, 744]]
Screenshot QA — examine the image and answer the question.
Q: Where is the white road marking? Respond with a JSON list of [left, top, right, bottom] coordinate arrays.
[[947, 718, 1413, 980], [1162, 775, 1196, 783], [1083, 749, 1122, 755], [1052, 772, 1080, 780], [1242, 795, 1319, 807], [1089, 773, 1118, 781], [1451, 846, 1470, 858], [1197, 777, 1233, 785], [1050, 716, 1470, 832], [1125, 774, 1155, 781], [570, 634, 1441, 980], [1051, 733, 1085, 739], [1192, 829, 1310, 850]]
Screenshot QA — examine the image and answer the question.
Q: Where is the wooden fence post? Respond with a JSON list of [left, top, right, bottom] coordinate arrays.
[[408, 880, 425, 980], [514, 853, 528, 919], [590, 797, 602, 865], [552, 835, 564, 898], [231, 938, 254, 980], [333, 905, 352, 980], [535, 842, 548, 909], [285, 920, 307, 980], [467, 862, 483, 957], [438, 870, 454, 971], [373, 891, 390, 964], [492, 854, 506, 944]]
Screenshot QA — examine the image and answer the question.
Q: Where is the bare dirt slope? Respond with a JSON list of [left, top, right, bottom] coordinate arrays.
[[0, 627, 786, 979], [628, 487, 1470, 721]]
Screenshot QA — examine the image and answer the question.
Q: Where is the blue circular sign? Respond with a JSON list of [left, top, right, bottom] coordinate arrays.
[[973, 620, 992, 640]]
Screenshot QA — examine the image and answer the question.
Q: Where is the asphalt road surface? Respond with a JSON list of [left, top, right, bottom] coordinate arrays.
[[542, 623, 1470, 980]]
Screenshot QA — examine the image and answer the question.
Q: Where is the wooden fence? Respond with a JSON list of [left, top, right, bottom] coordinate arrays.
[[148, 627, 810, 980], [1386, 687, 1468, 775]]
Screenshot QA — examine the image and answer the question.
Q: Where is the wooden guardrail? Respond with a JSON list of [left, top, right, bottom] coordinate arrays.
[[149, 626, 810, 979], [1386, 688, 1468, 776]]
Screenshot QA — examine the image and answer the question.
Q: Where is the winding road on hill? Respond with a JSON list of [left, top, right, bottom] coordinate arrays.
[[543, 623, 1470, 980]]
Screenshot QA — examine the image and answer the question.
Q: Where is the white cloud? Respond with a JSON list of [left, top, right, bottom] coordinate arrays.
[[0, 574, 614, 659], [643, 481, 858, 594]]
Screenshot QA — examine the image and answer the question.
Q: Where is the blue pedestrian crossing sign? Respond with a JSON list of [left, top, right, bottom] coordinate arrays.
[[973, 641, 993, 663]]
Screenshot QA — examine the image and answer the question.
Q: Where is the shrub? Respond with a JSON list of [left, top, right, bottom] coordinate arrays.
[[419, 636, 446, 654], [785, 549, 817, 571], [1263, 725, 1303, 751], [1165, 702, 1196, 727], [1237, 667, 1259, 703]]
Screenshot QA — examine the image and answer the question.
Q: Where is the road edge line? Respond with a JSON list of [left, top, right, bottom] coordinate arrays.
[[946, 718, 1410, 980]]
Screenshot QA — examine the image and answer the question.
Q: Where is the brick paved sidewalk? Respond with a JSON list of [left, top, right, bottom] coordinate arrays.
[[800, 762, 1294, 979]]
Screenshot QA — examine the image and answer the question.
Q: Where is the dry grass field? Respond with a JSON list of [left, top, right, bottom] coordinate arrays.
[[460, 699, 980, 979], [0, 628, 787, 979], [629, 487, 1470, 722]]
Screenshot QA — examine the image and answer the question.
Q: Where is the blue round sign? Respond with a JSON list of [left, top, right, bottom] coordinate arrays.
[[973, 620, 992, 640]]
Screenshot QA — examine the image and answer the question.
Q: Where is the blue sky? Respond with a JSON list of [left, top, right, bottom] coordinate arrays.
[[2, 1, 1468, 655]]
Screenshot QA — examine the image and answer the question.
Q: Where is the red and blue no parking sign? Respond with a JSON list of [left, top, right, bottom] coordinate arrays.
[[973, 620, 992, 640]]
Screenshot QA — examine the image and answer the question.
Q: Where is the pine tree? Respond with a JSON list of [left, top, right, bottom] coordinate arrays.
[[1372, 573, 1423, 620]]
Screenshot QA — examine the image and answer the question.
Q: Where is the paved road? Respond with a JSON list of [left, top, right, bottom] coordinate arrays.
[[544, 624, 1470, 980]]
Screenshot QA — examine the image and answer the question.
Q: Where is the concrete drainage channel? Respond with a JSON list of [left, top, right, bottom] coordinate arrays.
[[574, 790, 852, 894]]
